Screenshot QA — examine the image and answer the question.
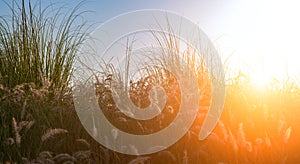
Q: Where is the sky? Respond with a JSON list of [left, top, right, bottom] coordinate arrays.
[[1, 0, 300, 85]]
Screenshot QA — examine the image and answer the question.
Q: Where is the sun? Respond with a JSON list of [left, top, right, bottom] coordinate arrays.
[[250, 71, 272, 88], [249, 62, 286, 89]]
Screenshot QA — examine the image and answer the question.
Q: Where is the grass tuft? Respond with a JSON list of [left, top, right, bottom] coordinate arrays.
[[0, 0, 88, 95]]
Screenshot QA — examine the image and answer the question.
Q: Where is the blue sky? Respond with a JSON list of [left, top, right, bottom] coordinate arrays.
[[0, 0, 236, 62], [0, 0, 232, 39]]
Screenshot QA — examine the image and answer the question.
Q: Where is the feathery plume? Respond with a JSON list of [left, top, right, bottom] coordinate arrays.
[[12, 117, 21, 147], [41, 128, 68, 142]]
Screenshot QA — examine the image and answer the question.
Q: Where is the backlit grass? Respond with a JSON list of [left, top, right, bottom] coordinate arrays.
[[1, 0, 300, 163]]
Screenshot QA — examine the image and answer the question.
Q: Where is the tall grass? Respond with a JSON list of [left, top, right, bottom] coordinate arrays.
[[0, 0, 88, 94], [1, 3, 300, 163], [90, 24, 300, 163], [0, 0, 91, 163]]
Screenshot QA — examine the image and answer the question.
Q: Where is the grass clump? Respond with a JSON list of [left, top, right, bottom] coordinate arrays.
[[0, 0, 88, 95], [0, 0, 92, 163]]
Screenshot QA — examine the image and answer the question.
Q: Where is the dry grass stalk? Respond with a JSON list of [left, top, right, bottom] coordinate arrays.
[[228, 129, 238, 153], [75, 139, 91, 149], [4, 138, 14, 146], [265, 135, 272, 147], [12, 117, 21, 147], [128, 156, 151, 164], [41, 128, 68, 142], [20, 98, 27, 120], [218, 121, 229, 141], [17, 120, 35, 132], [53, 153, 76, 163], [284, 127, 292, 144], [73, 150, 91, 161], [38, 151, 54, 159]]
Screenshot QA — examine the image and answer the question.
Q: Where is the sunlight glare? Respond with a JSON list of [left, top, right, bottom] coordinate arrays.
[[250, 70, 272, 88], [221, 0, 300, 86]]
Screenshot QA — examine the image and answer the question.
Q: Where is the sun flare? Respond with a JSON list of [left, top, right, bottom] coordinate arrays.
[[250, 71, 273, 88]]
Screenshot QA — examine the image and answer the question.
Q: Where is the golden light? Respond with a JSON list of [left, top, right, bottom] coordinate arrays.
[[222, 0, 300, 87], [250, 70, 272, 88]]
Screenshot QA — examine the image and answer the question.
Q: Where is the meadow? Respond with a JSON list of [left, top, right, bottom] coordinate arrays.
[[1, 1, 300, 163]]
